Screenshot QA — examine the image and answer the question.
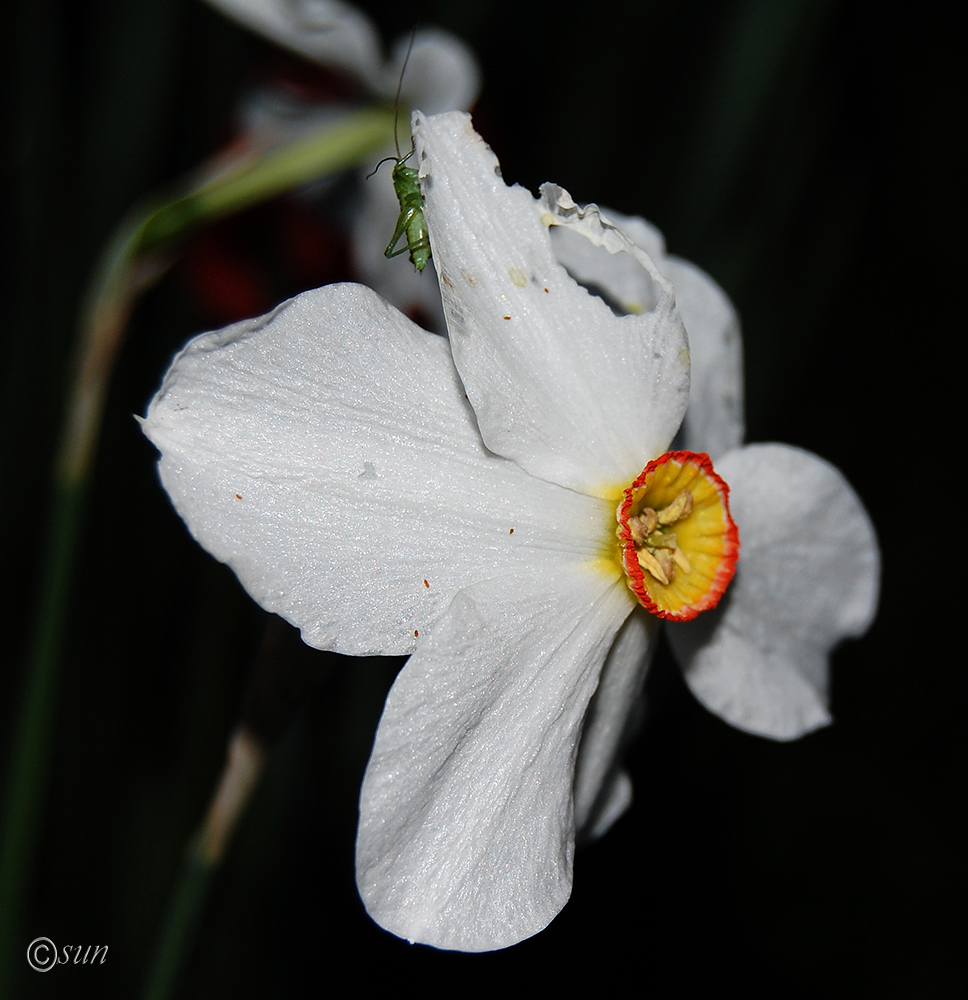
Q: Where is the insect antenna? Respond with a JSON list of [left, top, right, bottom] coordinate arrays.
[[365, 155, 398, 180], [391, 25, 419, 159], [366, 25, 419, 180]]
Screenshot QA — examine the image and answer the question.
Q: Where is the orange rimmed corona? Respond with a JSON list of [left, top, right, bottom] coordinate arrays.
[[616, 451, 739, 621]]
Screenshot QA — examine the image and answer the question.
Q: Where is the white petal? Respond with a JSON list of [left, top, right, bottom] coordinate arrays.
[[202, 0, 383, 86], [143, 283, 612, 655], [581, 771, 633, 842], [668, 444, 880, 740], [384, 28, 481, 113], [356, 570, 633, 951], [573, 608, 657, 836], [663, 257, 745, 459], [548, 207, 744, 461], [546, 207, 667, 316], [414, 111, 690, 495]]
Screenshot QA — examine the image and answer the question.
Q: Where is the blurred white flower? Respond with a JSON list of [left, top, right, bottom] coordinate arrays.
[[205, 0, 480, 324]]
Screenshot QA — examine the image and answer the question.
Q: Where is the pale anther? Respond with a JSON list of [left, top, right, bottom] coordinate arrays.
[[656, 489, 693, 525], [636, 547, 671, 585], [672, 546, 692, 574], [625, 489, 695, 586], [628, 507, 656, 544]]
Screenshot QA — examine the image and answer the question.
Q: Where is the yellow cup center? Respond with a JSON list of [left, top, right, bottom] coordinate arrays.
[[616, 450, 739, 621]]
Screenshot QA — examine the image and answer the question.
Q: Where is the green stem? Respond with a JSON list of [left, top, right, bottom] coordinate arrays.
[[140, 106, 397, 250], [141, 729, 266, 1000], [0, 479, 85, 994], [0, 105, 394, 993], [140, 849, 216, 1000]]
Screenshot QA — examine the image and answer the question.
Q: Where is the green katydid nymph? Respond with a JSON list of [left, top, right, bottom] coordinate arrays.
[[370, 26, 432, 273], [383, 149, 431, 272]]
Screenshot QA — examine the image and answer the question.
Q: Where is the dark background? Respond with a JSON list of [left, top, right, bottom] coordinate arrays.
[[2, 0, 964, 995]]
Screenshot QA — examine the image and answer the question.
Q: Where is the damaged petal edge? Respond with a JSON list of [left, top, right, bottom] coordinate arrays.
[[537, 183, 672, 291]]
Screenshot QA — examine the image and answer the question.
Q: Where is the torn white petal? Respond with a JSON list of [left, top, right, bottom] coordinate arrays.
[[414, 111, 690, 495], [668, 444, 879, 740], [548, 202, 743, 462], [546, 205, 666, 318]]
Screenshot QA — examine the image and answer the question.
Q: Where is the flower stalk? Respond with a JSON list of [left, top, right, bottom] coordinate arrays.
[[0, 107, 394, 990], [140, 729, 266, 1000]]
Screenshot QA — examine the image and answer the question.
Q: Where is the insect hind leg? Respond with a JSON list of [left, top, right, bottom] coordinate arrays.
[[384, 206, 420, 258]]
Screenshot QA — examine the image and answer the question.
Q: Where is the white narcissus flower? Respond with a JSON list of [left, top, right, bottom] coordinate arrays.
[[142, 111, 879, 952]]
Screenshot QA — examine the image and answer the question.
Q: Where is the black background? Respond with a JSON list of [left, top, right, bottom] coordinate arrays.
[[2, 0, 963, 995]]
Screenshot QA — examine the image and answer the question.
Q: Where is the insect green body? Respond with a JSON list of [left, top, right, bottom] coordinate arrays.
[[384, 150, 431, 272]]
